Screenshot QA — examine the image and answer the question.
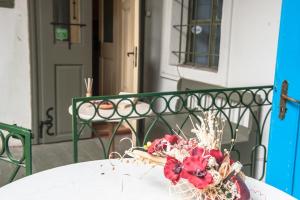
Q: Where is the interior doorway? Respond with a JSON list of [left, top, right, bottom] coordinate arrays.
[[91, 0, 142, 148], [98, 0, 141, 95], [92, 0, 100, 96]]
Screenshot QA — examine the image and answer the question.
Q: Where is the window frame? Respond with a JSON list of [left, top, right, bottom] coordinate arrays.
[[162, 0, 233, 85], [185, 0, 222, 69], [170, 0, 223, 71]]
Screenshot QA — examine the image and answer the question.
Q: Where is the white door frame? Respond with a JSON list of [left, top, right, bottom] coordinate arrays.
[[28, 0, 40, 144]]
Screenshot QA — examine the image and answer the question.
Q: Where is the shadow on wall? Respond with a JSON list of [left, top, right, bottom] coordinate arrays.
[[143, 0, 163, 92]]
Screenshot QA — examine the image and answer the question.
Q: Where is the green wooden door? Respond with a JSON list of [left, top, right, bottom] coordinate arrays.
[[35, 0, 92, 143]]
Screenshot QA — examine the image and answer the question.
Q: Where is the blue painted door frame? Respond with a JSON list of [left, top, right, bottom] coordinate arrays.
[[266, 0, 300, 198]]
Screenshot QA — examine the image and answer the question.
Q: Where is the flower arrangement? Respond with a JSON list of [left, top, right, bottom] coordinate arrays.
[[126, 112, 250, 200]]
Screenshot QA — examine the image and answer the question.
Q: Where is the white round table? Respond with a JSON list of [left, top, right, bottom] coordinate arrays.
[[0, 160, 296, 200]]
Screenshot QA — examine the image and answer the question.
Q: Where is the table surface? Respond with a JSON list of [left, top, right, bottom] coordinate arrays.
[[0, 160, 296, 200]]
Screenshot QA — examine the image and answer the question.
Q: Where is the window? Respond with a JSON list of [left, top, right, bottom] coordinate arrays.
[[172, 0, 223, 70], [52, 0, 82, 45], [0, 0, 14, 8], [103, 0, 114, 43]]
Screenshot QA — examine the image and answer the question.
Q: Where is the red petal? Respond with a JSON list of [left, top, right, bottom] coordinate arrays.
[[164, 157, 182, 184], [164, 134, 179, 144], [190, 147, 205, 156], [147, 139, 162, 154], [183, 156, 208, 172], [181, 170, 213, 189], [209, 149, 224, 164]]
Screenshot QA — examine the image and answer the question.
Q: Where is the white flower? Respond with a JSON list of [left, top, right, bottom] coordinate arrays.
[[207, 156, 219, 169], [166, 148, 189, 162]]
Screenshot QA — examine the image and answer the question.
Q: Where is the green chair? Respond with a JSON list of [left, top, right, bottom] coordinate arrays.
[[0, 122, 32, 184]]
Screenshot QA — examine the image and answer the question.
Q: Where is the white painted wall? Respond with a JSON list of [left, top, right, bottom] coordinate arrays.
[[157, 0, 282, 91], [225, 2, 282, 174], [227, 0, 282, 87], [143, 0, 163, 92], [0, 0, 31, 128]]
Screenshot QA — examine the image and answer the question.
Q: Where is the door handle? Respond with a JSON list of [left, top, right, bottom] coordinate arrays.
[[126, 47, 138, 67], [279, 80, 300, 120], [281, 94, 300, 104], [127, 51, 134, 57]]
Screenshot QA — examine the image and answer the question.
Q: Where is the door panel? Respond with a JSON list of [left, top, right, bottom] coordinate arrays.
[[100, 0, 121, 95], [36, 0, 92, 143], [100, 0, 140, 95], [266, 0, 300, 198], [120, 0, 134, 93], [55, 65, 82, 136], [132, 0, 140, 93], [120, 0, 139, 93]]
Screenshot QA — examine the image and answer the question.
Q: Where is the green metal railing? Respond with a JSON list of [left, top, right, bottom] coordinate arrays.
[[0, 123, 32, 184], [72, 85, 273, 180]]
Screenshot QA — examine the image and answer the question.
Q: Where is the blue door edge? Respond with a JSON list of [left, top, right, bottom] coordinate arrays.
[[266, 0, 300, 197]]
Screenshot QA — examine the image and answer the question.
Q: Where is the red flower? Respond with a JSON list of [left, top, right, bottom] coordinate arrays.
[[183, 155, 208, 172], [147, 135, 179, 154], [209, 149, 224, 164], [164, 156, 182, 184], [147, 139, 164, 154], [181, 170, 213, 189], [188, 138, 198, 147], [190, 147, 205, 156], [164, 134, 179, 144], [181, 156, 213, 189], [190, 147, 224, 165]]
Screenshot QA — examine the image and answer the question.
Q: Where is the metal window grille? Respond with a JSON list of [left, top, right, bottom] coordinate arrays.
[[172, 0, 223, 70]]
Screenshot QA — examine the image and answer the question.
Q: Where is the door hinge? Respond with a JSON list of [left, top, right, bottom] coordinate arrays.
[[39, 107, 55, 138]]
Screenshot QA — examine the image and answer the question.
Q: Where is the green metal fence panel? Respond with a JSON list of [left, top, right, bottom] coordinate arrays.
[[72, 85, 273, 180], [0, 123, 32, 184]]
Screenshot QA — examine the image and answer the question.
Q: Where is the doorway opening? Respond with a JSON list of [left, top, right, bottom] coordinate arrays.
[[94, 0, 142, 96], [91, 0, 143, 150], [92, 0, 100, 96]]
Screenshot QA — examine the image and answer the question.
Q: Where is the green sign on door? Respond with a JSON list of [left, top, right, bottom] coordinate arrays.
[[55, 27, 68, 41]]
